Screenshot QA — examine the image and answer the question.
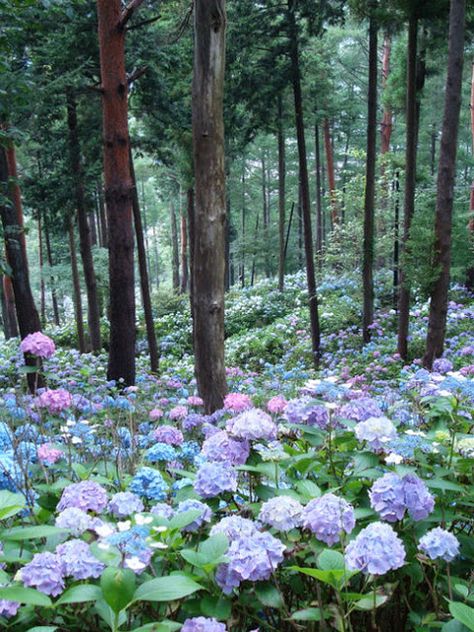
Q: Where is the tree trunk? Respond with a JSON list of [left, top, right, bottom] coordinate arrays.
[[187, 187, 195, 318], [44, 216, 60, 326], [192, 0, 228, 412], [180, 213, 189, 293], [261, 150, 271, 278], [397, 14, 418, 361], [170, 201, 180, 291], [466, 61, 474, 291], [89, 209, 98, 246], [393, 172, 400, 308], [240, 159, 246, 288], [323, 118, 338, 228], [288, 0, 321, 365], [68, 218, 86, 354], [130, 148, 159, 373], [278, 97, 286, 291], [37, 210, 46, 325], [380, 32, 393, 156], [0, 141, 43, 391], [2, 274, 18, 338], [96, 0, 136, 384], [314, 122, 323, 269], [97, 183, 108, 247], [424, 0, 465, 368], [250, 211, 259, 286], [362, 3, 378, 343]]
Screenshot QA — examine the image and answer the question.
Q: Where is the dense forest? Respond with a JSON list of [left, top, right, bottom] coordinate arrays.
[[0, 1, 473, 631]]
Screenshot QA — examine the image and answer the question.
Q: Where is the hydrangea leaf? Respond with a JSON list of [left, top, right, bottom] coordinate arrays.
[[133, 574, 203, 602], [449, 602, 474, 631], [0, 586, 52, 607], [100, 567, 136, 613]]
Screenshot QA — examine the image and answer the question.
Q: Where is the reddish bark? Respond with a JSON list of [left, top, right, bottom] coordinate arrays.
[[323, 118, 338, 227], [380, 32, 393, 155], [2, 274, 18, 338]]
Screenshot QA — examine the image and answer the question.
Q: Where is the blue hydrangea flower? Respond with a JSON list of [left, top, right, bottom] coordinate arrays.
[[210, 515, 258, 540], [369, 473, 406, 522], [301, 493, 355, 545], [179, 441, 201, 462], [258, 496, 303, 531], [337, 397, 383, 422], [182, 617, 227, 632], [285, 398, 330, 429], [56, 539, 104, 580], [21, 552, 65, 596], [57, 480, 108, 513], [194, 462, 238, 498], [108, 491, 144, 518], [107, 525, 152, 572], [345, 522, 406, 575], [0, 599, 20, 618], [201, 430, 249, 466], [129, 467, 169, 501], [418, 527, 460, 562], [146, 442, 177, 463], [403, 474, 435, 520], [176, 499, 212, 532], [150, 502, 175, 520], [55, 507, 95, 535]]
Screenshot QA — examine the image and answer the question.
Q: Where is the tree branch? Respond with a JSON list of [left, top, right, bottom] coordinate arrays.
[[126, 13, 161, 31], [119, 0, 146, 30], [127, 66, 148, 85]]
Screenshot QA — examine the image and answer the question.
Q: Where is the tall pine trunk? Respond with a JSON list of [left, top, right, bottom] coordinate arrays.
[[37, 210, 46, 325], [192, 0, 228, 412], [170, 201, 180, 291], [423, 0, 465, 367], [380, 32, 393, 156], [68, 219, 86, 353], [323, 118, 338, 228], [314, 122, 323, 268], [288, 0, 320, 365], [362, 3, 378, 343], [278, 97, 286, 291], [2, 274, 18, 338], [466, 61, 474, 291], [66, 89, 102, 352], [96, 0, 136, 385], [44, 216, 60, 326]]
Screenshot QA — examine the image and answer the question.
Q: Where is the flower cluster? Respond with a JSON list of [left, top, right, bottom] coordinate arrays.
[[354, 416, 397, 451], [36, 389, 73, 415], [182, 617, 227, 632], [301, 493, 355, 545], [194, 461, 238, 498], [345, 521, 406, 575], [226, 408, 277, 441], [369, 472, 434, 522], [201, 430, 249, 466], [258, 495, 303, 531], [57, 480, 108, 513], [20, 332, 55, 359], [129, 467, 169, 501], [153, 425, 184, 446], [223, 392, 253, 412], [108, 491, 144, 518], [418, 527, 460, 562]]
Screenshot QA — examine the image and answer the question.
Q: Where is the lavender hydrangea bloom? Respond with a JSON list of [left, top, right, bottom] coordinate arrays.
[[108, 491, 144, 518], [176, 499, 212, 532], [210, 515, 259, 540], [153, 425, 184, 446], [432, 358, 453, 374], [285, 398, 330, 429], [21, 552, 65, 596], [194, 461, 238, 498], [201, 430, 250, 466], [20, 332, 55, 358], [369, 473, 406, 522], [402, 474, 435, 520], [226, 408, 277, 441], [418, 527, 460, 562], [55, 507, 95, 535], [302, 494, 355, 545], [56, 539, 104, 580], [354, 416, 397, 452], [215, 531, 285, 594], [258, 496, 303, 531], [150, 502, 175, 520], [36, 389, 73, 415], [337, 397, 383, 422], [345, 522, 406, 575], [182, 617, 227, 632], [57, 480, 108, 513], [0, 600, 20, 618]]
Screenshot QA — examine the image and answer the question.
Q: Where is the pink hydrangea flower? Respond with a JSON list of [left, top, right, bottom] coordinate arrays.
[[187, 395, 204, 406], [37, 443, 64, 465], [149, 408, 164, 421], [223, 392, 253, 413], [169, 405, 188, 420], [36, 389, 73, 415], [20, 332, 55, 359], [267, 395, 288, 414]]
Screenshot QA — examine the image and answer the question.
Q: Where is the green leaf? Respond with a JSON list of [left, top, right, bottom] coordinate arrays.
[[200, 594, 232, 620], [26, 628, 58, 632], [133, 575, 203, 602], [168, 509, 202, 530], [449, 602, 474, 631], [426, 479, 465, 492], [442, 620, 472, 632], [54, 584, 102, 606], [318, 549, 345, 571], [290, 607, 327, 621], [290, 565, 358, 589], [0, 586, 52, 607], [296, 480, 321, 501], [255, 582, 284, 608], [2, 525, 68, 540], [0, 490, 26, 520], [100, 567, 136, 613], [131, 623, 181, 632], [199, 533, 229, 561], [354, 595, 388, 610]]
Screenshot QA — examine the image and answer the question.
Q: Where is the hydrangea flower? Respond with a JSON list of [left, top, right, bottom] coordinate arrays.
[[176, 499, 212, 532], [56, 539, 104, 580], [285, 397, 330, 429], [21, 552, 65, 596], [146, 442, 177, 463], [201, 430, 249, 466], [129, 467, 169, 501], [301, 493, 355, 545], [107, 525, 152, 573], [55, 507, 95, 535], [223, 392, 253, 412], [0, 600, 20, 618], [37, 443, 63, 465], [258, 496, 303, 531], [194, 461, 238, 498], [153, 425, 184, 446], [369, 473, 434, 522], [182, 617, 227, 632], [267, 395, 288, 414], [432, 358, 453, 374], [418, 527, 460, 562], [226, 408, 277, 441], [210, 515, 258, 540], [215, 531, 285, 593], [187, 395, 204, 406], [36, 389, 73, 415], [337, 397, 383, 422], [354, 416, 397, 451], [169, 405, 188, 420], [149, 408, 163, 421], [150, 502, 175, 520], [345, 522, 406, 575], [57, 480, 108, 513], [20, 332, 55, 358], [403, 474, 435, 520], [108, 491, 144, 518]]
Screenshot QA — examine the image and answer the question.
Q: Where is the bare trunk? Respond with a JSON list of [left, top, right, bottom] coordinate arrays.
[[240, 159, 246, 288], [424, 0, 465, 367], [97, 0, 136, 384], [44, 216, 61, 326], [466, 61, 474, 291], [380, 32, 393, 156], [37, 210, 46, 325], [278, 97, 286, 291], [323, 118, 338, 228], [170, 201, 180, 291], [68, 218, 86, 354], [180, 213, 189, 293], [192, 0, 228, 411], [314, 122, 323, 268], [2, 274, 18, 338]]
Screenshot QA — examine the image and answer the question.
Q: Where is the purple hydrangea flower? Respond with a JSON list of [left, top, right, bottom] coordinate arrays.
[[210, 515, 259, 540], [402, 474, 435, 520], [56, 539, 104, 580], [57, 480, 108, 513], [182, 413, 206, 432], [369, 473, 406, 522], [285, 398, 330, 429], [418, 527, 460, 562], [223, 392, 253, 412], [21, 552, 65, 596], [201, 430, 250, 466], [226, 408, 277, 441], [258, 496, 303, 531], [176, 499, 212, 532], [301, 493, 355, 545], [215, 531, 285, 594], [354, 416, 397, 452], [267, 395, 288, 414], [337, 397, 383, 422], [108, 491, 144, 518], [150, 502, 175, 520], [20, 332, 55, 358], [345, 522, 406, 575], [153, 425, 184, 446], [432, 358, 453, 374], [182, 617, 227, 632], [55, 507, 95, 535], [0, 600, 20, 618], [194, 461, 238, 498], [36, 388, 73, 415]]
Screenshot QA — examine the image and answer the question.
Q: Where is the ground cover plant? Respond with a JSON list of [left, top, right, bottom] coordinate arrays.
[[0, 277, 472, 632]]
